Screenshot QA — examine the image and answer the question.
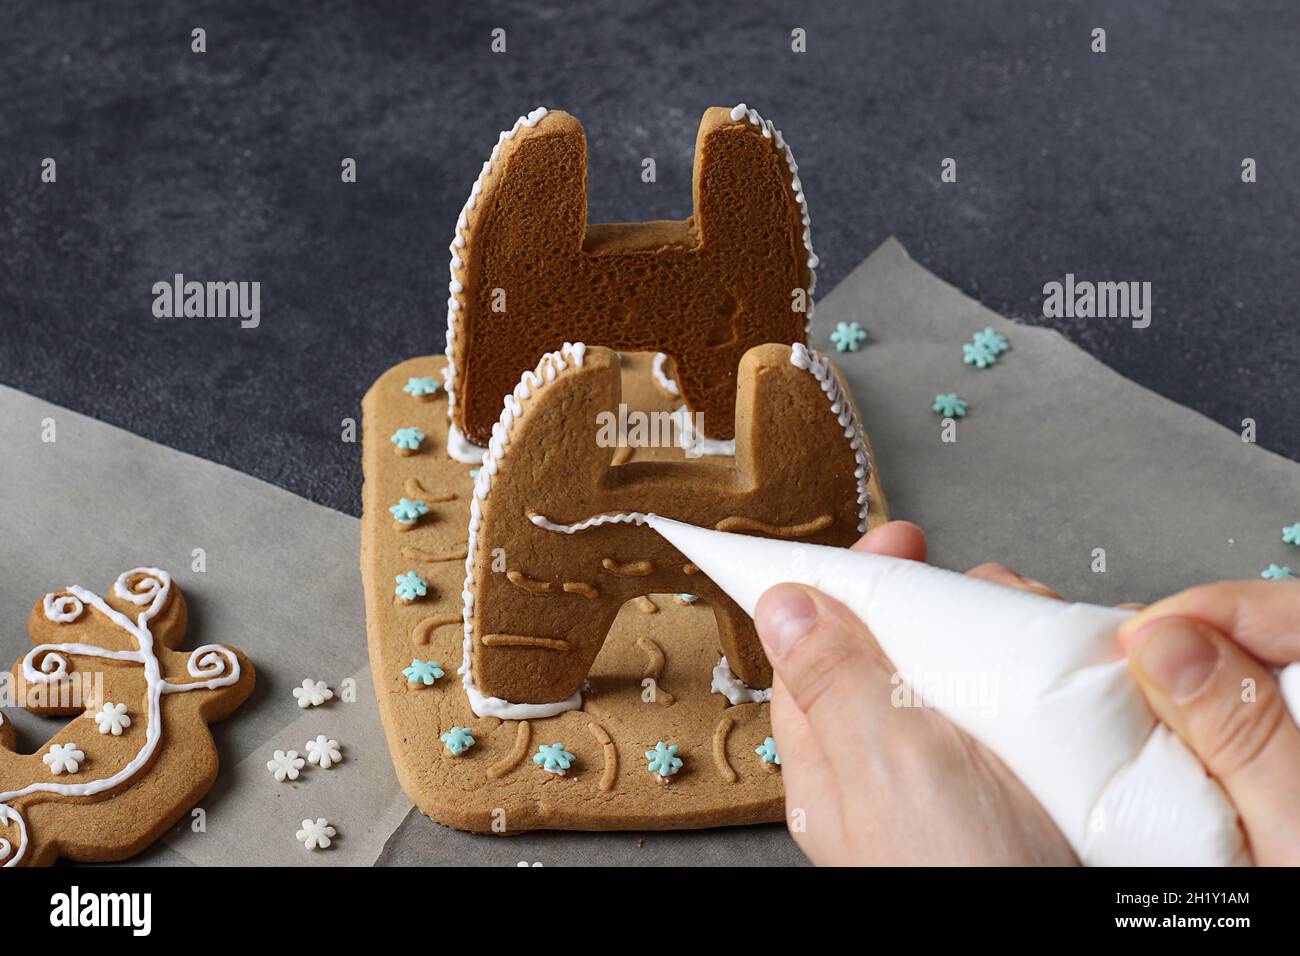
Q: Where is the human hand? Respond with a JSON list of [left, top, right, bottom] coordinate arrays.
[[1117, 580, 1300, 865], [753, 521, 1078, 865]]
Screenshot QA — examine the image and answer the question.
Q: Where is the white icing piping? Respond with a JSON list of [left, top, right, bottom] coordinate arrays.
[[728, 103, 818, 335], [789, 344, 871, 533], [529, 511, 651, 534], [447, 422, 489, 465], [670, 406, 736, 457], [0, 569, 241, 867], [443, 107, 550, 427], [711, 656, 772, 705], [651, 352, 680, 397], [460, 342, 588, 719]]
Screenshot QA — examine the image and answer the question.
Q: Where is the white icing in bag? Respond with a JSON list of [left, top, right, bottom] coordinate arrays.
[[645, 515, 1300, 866]]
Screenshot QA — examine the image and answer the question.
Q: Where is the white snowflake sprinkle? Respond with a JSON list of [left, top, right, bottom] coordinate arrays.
[[305, 735, 342, 769], [293, 678, 334, 708], [43, 742, 85, 775], [296, 818, 336, 850], [93, 702, 131, 736], [267, 749, 306, 782]]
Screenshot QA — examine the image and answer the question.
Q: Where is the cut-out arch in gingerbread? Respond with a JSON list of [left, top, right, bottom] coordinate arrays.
[[0, 569, 253, 866], [443, 104, 818, 451], [460, 342, 869, 716]]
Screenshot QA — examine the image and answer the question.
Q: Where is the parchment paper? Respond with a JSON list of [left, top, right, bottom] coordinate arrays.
[[0, 388, 410, 866], [833, 239, 1297, 600], [2, 237, 1295, 867]]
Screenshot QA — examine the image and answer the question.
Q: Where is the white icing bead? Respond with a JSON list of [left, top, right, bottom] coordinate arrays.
[[711, 656, 771, 705], [651, 352, 680, 397]]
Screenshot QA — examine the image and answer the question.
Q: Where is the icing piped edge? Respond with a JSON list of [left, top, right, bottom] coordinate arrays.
[[459, 342, 588, 718]]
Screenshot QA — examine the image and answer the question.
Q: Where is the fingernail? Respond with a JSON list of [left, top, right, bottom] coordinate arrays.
[[756, 584, 817, 658], [1130, 617, 1222, 701]]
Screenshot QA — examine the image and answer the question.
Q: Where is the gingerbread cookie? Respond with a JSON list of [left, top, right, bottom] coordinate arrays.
[[0, 568, 254, 866], [442, 103, 817, 454], [360, 349, 887, 832], [463, 342, 870, 713]]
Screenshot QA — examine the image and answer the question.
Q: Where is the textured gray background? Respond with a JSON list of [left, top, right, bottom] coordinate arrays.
[[0, 0, 1295, 522]]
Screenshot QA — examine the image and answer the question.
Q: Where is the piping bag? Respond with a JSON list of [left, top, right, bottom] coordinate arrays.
[[646, 515, 1300, 866]]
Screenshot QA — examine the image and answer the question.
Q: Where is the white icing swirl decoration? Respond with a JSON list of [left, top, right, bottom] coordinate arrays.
[[0, 805, 25, 867], [30, 650, 71, 681], [42, 592, 84, 624], [114, 569, 166, 606], [1, 568, 241, 867]]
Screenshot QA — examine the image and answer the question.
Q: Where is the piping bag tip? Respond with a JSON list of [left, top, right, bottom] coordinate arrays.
[[643, 513, 836, 616]]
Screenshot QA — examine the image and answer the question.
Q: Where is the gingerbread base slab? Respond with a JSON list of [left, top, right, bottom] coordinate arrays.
[[361, 353, 889, 832]]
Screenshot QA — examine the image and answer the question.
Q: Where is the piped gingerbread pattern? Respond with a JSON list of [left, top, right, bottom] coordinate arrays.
[[0, 568, 253, 867]]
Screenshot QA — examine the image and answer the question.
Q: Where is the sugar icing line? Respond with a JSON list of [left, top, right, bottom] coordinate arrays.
[[0, 570, 241, 867]]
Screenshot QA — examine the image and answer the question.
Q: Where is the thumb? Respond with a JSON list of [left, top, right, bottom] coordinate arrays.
[[755, 583, 909, 772], [1125, 615, 1300, 864]]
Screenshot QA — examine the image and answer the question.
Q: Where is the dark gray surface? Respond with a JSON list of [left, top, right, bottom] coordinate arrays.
[[2, 0, 1296, 518], [374, 811, 805, 867]]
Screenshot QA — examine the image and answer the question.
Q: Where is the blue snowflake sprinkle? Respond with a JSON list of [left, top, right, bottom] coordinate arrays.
[[403, 376, 442, 398], [533, 742, 575, 775], [972, 326, 1009, 356], [931, 393, 968, 418], [390, 427, 425, 451], [1282, 523, 1300, 546], [389, 498, 430, 525], [755, 736, 780, 766], [830, 321, 868, 353], [469, 468, 480, 480], [440, 726, 475, 755], [962, 341, 999, 369], [394, 570, 429, 602], [1261, 564, 1294, 580], [404, 658, 445, 686], [645, 741, 683, 779], [676, 593, 699, 604]]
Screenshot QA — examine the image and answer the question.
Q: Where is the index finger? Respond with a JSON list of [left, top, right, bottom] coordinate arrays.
[[1118, 580, 1300, 666]]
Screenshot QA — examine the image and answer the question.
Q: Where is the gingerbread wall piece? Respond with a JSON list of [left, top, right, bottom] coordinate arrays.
[[0, 568, 254, 866], [461, 342, 869, 715], [442, 104, 818, 453]]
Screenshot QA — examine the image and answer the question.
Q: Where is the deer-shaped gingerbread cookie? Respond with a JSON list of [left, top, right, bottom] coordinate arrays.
[[443, 104, 817, 452], [0, 568, 253, 866], [460, 342, 870, 717]]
